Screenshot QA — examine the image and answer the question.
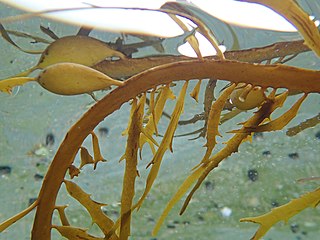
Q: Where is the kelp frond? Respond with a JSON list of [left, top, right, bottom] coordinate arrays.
[[153, 91, 289, 234], [240, 187, 320, 240], [0, 2, 319, 240], [119, 96, 144, 239], [244, 0, 320, 56], [139, 85, 175, 154], [287, 112, 320, 136], [53, 225, 104, 240], [136, 81, 189, 210], [63, 180, 118, 239], [200, 83, 236, 164], [54, 205, 70, 226]]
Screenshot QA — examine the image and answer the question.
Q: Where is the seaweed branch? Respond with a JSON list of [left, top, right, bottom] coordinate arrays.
[[0, 2, 319, 240]]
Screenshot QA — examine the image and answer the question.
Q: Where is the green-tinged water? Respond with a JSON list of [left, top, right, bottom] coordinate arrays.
[[0, 2, 319, 240]]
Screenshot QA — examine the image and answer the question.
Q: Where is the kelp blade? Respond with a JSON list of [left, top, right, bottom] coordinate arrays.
[[240, 188, 320, 240], [53, 225, 104, 240], [136, 81, 188, 210], [120, 96, 144, 239], [244, 0, 320, 56], [63, 180, 118, 239], [0, 77, 35, 94]]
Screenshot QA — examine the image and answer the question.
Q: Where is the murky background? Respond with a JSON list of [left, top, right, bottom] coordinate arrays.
[[0, 2, 319, 239]]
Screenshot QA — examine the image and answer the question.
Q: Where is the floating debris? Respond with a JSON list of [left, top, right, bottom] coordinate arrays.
[[288, 152, 300, 159], [166, 223, 176, 229], [220, 207, 232, 218], [315, 131, 320, 139], [0, 166, 11, 176], [271, 201, 280, 208], [253, 132, 264, 141], [247, 169, 259, 182], [147, 217, 155, 223], [34, 173, 44, 181], [98, 127, 109, 137], [204, 180, 214, 191], [262, 150, 271, 157], [290, 223, 299, 233], [28, 198, 37, 206], [197, 213, 205, 221], [29, 144, 50, 157], [45, 133, 55, 146]]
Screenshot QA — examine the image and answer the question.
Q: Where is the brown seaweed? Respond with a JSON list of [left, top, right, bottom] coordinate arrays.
[[0, 2, 319, 240]]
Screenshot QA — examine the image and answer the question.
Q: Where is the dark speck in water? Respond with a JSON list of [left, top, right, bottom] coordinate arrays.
[[147, 217, 155, 223], [34, 173, 44, 181], [28, 198, 37, 206], [290, 223, 299, 233], [315, 131, 320, 139], [262, 150, 271, 157], [110, 210, 119, 218], [288, 152, 299, 159], [197, 214, 205, 221], [45, 133, 55, 146], [271, 201, 279, 207], [247, 169, 258, 182], [253, 132, 263, 141], [204, 180, 214, 191], [0, 166, 11, 175], [166, 223, 176, 229], [98, 127, 109, 137]]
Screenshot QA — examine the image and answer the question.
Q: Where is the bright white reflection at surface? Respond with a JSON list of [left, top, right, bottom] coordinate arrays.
[[178, 32, 226, 57], [190, 0, 297, 32], [0, 0, 300, 36], [0, 0, 312, 56], [0, 0, 184, 37]]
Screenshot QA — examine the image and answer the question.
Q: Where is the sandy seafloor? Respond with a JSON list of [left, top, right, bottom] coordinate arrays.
[[0, 2, 319, 240]]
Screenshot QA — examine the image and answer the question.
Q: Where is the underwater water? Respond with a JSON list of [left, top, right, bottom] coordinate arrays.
[[0, 2, 319, 240]]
